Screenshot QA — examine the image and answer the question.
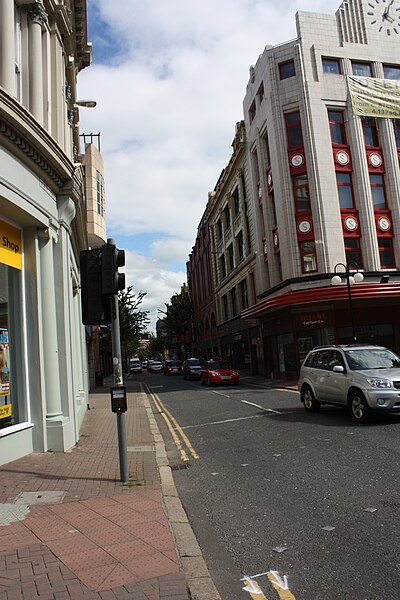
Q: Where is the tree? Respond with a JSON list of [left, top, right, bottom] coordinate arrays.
[[146, 334, 165, 360], [161, 293, 193, 355], [118, 287, 150, 367]]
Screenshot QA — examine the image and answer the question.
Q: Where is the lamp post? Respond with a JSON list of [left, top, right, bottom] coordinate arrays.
[[331, 263, 364, 342]]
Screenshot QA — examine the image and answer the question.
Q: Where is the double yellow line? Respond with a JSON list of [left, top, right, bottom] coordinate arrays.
[[145, 384, 199, 463]]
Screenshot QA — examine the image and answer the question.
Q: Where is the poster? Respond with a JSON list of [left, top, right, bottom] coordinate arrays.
[[0, 329, 11, 420]]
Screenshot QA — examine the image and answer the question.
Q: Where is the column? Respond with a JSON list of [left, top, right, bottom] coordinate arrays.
[[0, 0, 16, 94], [39, 225, 62, 419], [26, 2, 48, 125]]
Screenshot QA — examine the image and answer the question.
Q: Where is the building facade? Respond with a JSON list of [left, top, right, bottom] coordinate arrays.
[[0, 0, 93, 465], [241, 0, 400, 378]]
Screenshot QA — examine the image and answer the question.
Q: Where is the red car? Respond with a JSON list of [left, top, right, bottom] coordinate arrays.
[[163, 360, 182, 376], [200, 360, 239, 386]]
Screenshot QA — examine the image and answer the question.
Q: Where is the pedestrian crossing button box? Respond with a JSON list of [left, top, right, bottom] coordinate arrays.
[[110, 387, 127, 413]]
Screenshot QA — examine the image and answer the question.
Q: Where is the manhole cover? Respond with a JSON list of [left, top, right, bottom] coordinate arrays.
[[15, 491, 66, 505]]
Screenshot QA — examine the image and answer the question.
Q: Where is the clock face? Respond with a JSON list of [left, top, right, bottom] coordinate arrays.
[[367, 0, 400, 35]]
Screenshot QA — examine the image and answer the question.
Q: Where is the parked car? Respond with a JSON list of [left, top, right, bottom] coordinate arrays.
[[142, 360, 148, 369], [182, 358, 202, 380], [298, 344, 400, 423], [148, 360, 163, 374], [163, 360, 182, 376], [129, 358, 142, 373], [200, 359, 239, 386]]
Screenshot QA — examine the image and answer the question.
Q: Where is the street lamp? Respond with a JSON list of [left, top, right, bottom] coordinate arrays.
[[331, 262, 364, 342]]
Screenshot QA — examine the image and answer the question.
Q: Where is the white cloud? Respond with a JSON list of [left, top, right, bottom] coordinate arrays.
[[79, 0, 340, 332]]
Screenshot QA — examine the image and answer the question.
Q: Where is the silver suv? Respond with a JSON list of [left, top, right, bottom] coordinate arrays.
[[298, 344, 400, 423]]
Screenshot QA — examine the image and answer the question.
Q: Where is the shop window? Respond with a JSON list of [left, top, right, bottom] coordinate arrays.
[[328, 111, 347, 145], [279, 60, 295, 80], [236, 230, 244, 261], [394, 119, 400, 148], [222, 294, 229, 321], [230, 288, 237, 317], [370, 174, 386, 209], [362, 117, 379, 147], [344, 237, 363, 268], [0, 264, 24, 431], [336, 173, 354, 209], [233, 187, 240, 215], [352, 62, 372, 77], [322, 58, 341, 74], [228, 243, 234, 271], [285, 111, 303, 149], [379, 237, 395, 268], [293, 175, 310, 212], [300, 241, 317, 273], [240, 279, 248, 310], [383, 65, 400, 80]]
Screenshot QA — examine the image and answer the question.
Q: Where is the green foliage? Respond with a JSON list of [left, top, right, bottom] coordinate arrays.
[[118, 287, 150, 362], [161, 293, 193, 340], [146, 334, 165, 359]]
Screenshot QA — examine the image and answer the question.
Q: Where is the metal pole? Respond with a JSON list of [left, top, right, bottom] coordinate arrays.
[[108, 237, 129, 483], [345, 266, 357, 343]]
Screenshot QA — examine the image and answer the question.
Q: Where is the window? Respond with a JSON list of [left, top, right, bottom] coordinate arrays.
[[233, 187, 240, 215], [257, 82, 264, 102], [230, 288, 237, 317], [96, 170, 105, 216], [300, 241, 317, 273], [224, 205, 231, 230], [240, 279, 248, 310], [383, 65, 400, 80], [219, 254, 226, 279], [249, 101, 256, 123], [14, 5, 21, 101], [394, 120, 400, 148], [336, 173, 354, 209], [217, 219, 223, 241], [362, 117, 379, 147], [222, 294, 229, 321], [236, 230, 245, 261], [344, 238, 363, 268], [279, 60, 295, 80], [352, 62, 372, 77], [328, 111, 346, 145], [379, 238, 395, 268], [322, 58, 341, 74], [285, 112, 303, 149], [228, 243, 234, 271], [370, 174, 386, 209], [293, 175, 310, 212]]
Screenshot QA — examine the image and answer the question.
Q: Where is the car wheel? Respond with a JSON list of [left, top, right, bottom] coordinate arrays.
[[349, 390, 372, 423], [301, 385, 321, 412]]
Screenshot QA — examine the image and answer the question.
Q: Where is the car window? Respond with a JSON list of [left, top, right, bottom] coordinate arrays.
[[304, 352, 316, 367], [209, 361, 230, 370], [345, 348, 400, 370], [328, 351, 345, 370], [187, 359, 200, 366], [314, 350, 332, 370]]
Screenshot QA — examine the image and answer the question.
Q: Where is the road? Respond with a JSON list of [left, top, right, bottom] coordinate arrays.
[[138, 369, 400, 600]]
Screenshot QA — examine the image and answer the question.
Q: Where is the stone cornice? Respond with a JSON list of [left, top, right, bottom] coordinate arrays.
[[0, 88, 75, 192]]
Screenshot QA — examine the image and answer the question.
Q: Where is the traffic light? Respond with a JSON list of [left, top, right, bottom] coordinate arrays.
[[101, 243, 126, 296], [80, 248, 112, 325]]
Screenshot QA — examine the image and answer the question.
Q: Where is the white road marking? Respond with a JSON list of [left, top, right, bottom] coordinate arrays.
[[181, 413, 271, 429], [241, 399, 282, 415]]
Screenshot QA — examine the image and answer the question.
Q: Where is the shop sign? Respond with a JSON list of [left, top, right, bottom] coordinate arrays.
[[299, 312, 326, 326], [0, 404, 11, 419], [0, 220, 22, 270]]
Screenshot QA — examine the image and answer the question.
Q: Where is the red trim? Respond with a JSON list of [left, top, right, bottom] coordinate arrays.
[[241, 283, 400, 320]]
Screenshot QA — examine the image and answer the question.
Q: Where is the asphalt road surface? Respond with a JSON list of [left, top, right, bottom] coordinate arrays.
[[138, 369, 400, 600]]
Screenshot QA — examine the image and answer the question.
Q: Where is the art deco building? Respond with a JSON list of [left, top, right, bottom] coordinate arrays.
[[0, 0, 95, 464], [241, 0, 400, 377]]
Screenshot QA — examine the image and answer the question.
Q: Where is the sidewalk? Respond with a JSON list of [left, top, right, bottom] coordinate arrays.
[[0, 381, 221, 600]]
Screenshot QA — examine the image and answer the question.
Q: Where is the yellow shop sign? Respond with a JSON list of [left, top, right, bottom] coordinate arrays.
[[0, 404, 12, 419], [0, 220, 22, 270]]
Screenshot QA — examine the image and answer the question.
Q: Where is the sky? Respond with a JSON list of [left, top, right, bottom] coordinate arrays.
[[77, 0, 340, 332]]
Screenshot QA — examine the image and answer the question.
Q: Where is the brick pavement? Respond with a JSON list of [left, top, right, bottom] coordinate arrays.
[[0, 383, 191, 600]]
